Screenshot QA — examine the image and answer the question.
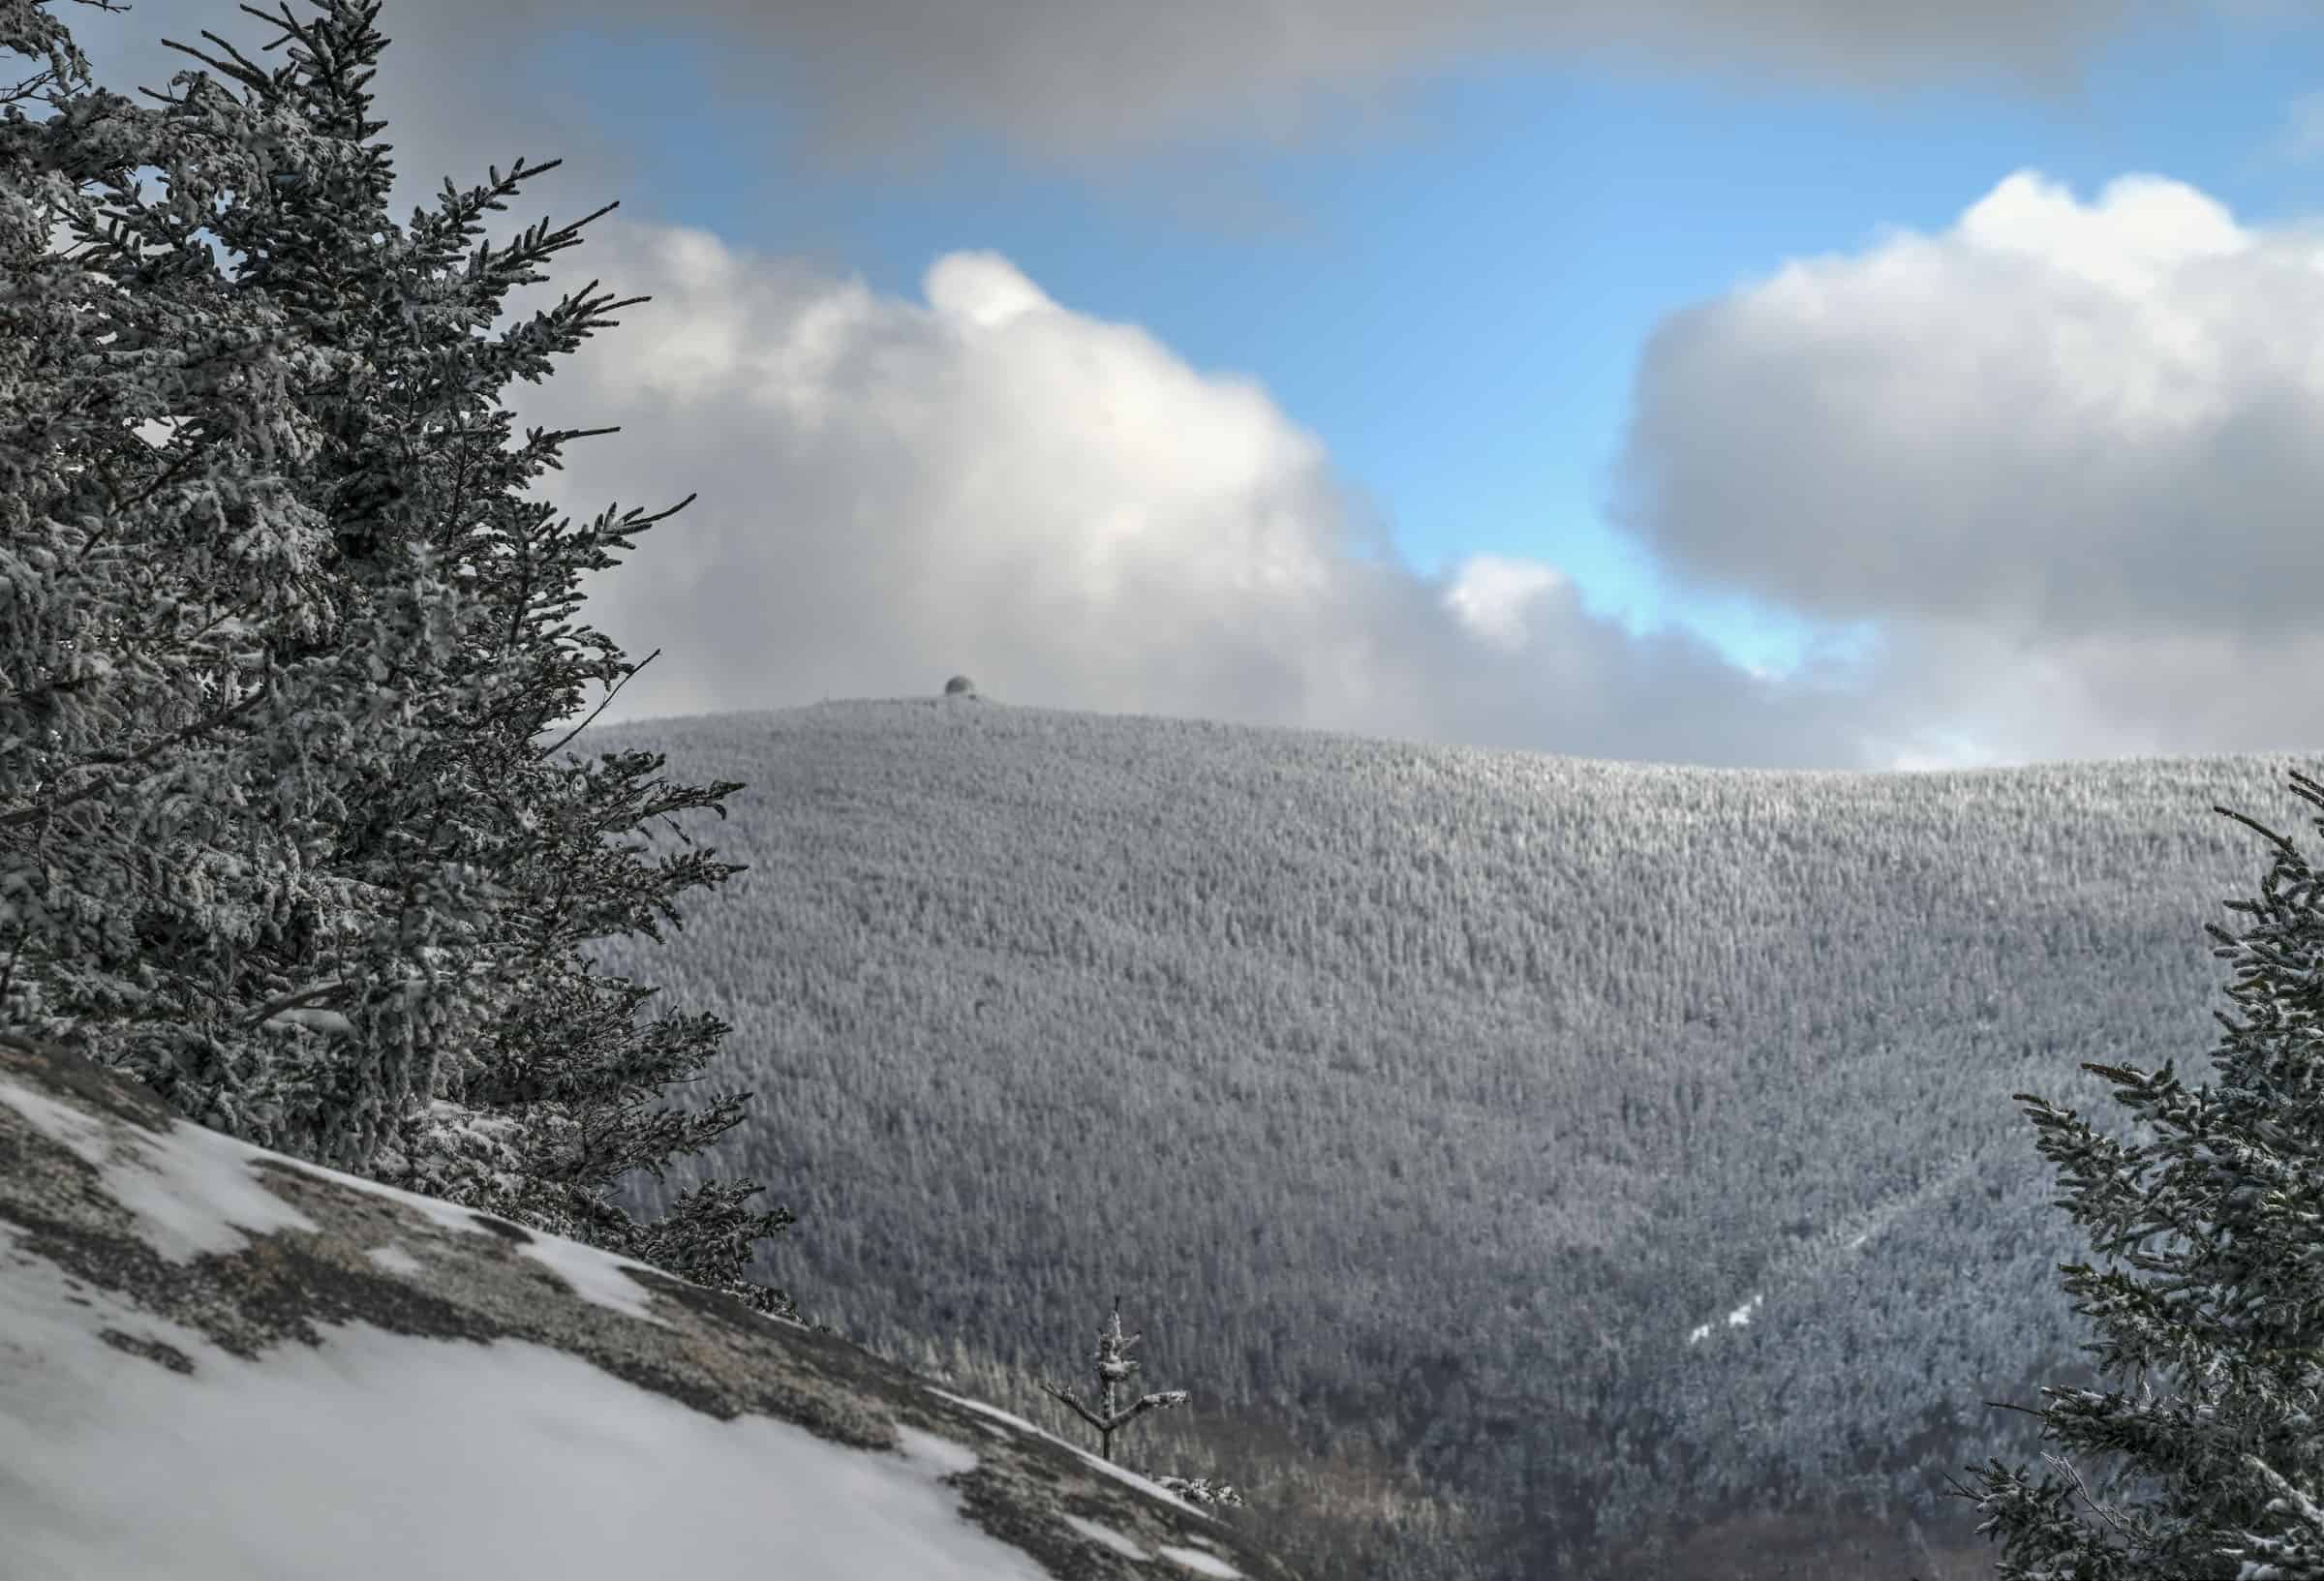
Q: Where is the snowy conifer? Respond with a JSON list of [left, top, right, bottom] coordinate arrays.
[[1041, 1296, 1192, 1463], [2, 0, 352, 1140], [1952, 769, 2324, 1580], [0, 0, 795, 1318]]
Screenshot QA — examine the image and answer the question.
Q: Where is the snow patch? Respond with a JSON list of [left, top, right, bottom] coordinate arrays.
[[1685, 1292, 1764, 1347], [0, 1232, 1053, 1581], [514, 1231, 668, 1327], [1160, 1542, 1243, 1576], [927, 1388, 1204, 1516], [267, 1154, 493, 1237], [1062, 1442, 1208, 1516], [0, 1075, 317, 1262], [898, 1424, 981, 1478], [364, 1244, 422, 1276], [263, 1007, 354, 1037], [929, 1389, 1045, 1438], [1061, 1513, 1150, 1560]]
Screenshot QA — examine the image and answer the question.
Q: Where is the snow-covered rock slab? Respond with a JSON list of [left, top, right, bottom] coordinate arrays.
[[0, 1036, 1304, 1581]]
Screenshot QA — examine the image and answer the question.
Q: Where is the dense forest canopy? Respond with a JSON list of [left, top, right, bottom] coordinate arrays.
[[589, 699, 2298, 1577]]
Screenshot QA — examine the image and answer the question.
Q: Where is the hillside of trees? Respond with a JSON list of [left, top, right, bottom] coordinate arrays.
[[589, 699, 2299, 1578], [14, 1, 2317, 1574]]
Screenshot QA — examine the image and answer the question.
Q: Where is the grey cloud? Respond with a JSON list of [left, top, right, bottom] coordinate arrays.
[[1822, 618, 2324, 767], [78, 0, 2193, 177], [654, 0, 2161, 164], [70, 0, 640, 233]]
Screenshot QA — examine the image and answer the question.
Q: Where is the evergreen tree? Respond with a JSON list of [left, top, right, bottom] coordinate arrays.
[[1951, 769, 2324, 1579], [0, 0, 796, 1317], [2, 0, 352, 1134]]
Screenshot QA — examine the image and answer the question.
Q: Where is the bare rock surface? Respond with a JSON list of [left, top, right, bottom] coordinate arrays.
[[0, 1035, 1299, 1581]]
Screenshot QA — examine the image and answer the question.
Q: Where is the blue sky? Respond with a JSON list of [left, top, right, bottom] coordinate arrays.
[[521, 4, 2324, 683]]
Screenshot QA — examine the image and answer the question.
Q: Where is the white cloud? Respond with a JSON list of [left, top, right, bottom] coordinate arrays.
[[513, 202, 2324, 771], [1953, 169, 2247, 293], [1612, 169, 2324, 763], [1443, 555, 1567, 651], [924, 254, 1056, 329], [512, 223, 1887, 767]]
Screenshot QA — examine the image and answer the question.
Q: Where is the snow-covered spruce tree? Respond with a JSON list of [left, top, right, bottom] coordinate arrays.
[[1, 0, 353, 1127], [1950, 768, 2324, 1580], [1, 0, 796, 1316]]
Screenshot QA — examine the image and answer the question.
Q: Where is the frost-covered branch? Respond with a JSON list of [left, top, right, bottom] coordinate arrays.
[[0, 681, 272, 829]]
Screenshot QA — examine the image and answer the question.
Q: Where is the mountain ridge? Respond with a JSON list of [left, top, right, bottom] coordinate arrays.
[[582, 696, 2306, 1577]]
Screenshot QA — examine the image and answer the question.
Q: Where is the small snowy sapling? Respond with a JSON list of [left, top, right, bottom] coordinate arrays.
[[1041, 1296, 1190, 1464]]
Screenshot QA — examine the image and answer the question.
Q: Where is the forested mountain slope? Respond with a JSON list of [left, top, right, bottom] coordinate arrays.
[[587, 698, 2296, 1578]]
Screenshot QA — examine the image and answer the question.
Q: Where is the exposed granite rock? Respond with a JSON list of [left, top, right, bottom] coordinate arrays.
[[0, 1035, 1302, 1581]]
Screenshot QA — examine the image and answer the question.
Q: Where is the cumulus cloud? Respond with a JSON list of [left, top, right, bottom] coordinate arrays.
[[73, 0, 2208, 180], [1444, 557, 1568, 651], [503, 224, 1884, 767], [1611, 169, 2324, 763]]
